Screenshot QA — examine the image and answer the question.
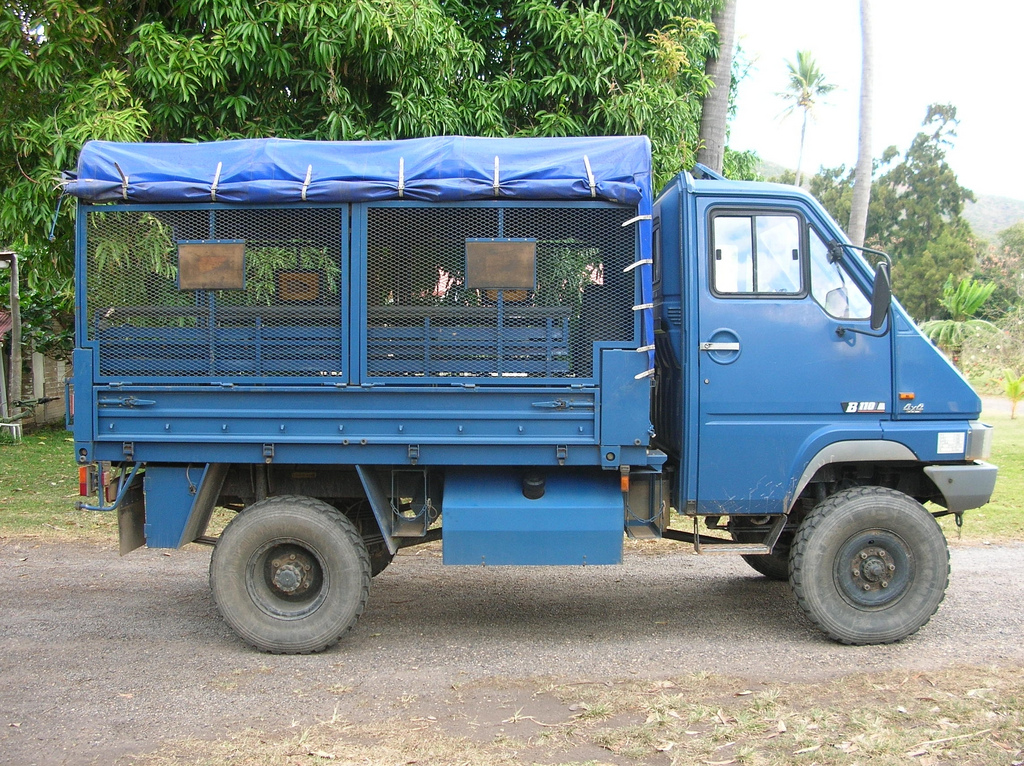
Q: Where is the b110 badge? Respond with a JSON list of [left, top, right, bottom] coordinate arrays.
[[842, 401, 886, 413]]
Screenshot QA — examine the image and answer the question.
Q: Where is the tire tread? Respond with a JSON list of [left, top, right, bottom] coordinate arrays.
[[790, 486, 949, 645], [210, 494, 371, 654]]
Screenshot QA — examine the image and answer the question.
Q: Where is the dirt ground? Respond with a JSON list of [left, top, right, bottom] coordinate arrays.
[[0, 537, 1022, 765]]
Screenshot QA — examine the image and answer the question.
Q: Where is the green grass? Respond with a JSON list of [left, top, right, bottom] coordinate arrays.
[[0, 425, 116, 539], [940, 407, 1024, 543]]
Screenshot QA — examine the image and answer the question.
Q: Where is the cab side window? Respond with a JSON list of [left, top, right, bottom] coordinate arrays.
[[808, 228, 872, 319], [711, 213, 802, 295]]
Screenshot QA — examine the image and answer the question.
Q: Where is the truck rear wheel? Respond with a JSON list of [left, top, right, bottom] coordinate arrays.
[[790, 486, 948, 645], [210, 495, 370, 654]]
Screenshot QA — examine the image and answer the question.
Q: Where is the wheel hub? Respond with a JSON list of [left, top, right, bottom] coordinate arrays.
[[269, 552, 314, 595], [248, 540, 327, 618], [835, 530, 914, 609], [852, 547, 896, 590]]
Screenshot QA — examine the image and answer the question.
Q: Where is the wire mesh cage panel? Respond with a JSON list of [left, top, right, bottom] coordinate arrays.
[[85, 207, 344, 379], [365, 204, 636, 379]]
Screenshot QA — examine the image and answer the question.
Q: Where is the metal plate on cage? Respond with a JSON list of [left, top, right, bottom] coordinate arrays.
[[465, 239, 536, 290], [178, 240, 245, 290]]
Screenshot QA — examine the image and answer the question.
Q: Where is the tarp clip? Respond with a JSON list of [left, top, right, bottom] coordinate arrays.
[[113, 162, 128, 200], [621, 214, 653, 227], [211, 162, 222, 202], [301, 164, 312, 201], [624, 258, 653, 273], [583, 155, 596, 198]]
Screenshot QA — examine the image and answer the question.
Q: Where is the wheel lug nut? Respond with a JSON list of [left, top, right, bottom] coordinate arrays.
[[881, 581, 889, 588], [863, 584, 871, 591], [860, 552, 868, 560], [888, 564, 896, 571]]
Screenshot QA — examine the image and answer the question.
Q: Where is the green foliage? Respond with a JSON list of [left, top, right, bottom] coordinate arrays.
[[778, 49, 835, 186], [0, 241, 74, 361], [919, 274, 998, 359], [808, 104, 981, 322], [974, 221, 1024, 317], [779, 50, 836, 116], [722, 147, 761, 181], [998, 369, 1024, 419], [961, 302, 1024, 394], [1, 0, 722, 359], [937, 273, 995, 321], [871, 105, 975, 260]]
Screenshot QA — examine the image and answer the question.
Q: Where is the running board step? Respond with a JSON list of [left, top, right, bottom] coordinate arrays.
[[661, 515, 787, 555], [697, 542, 771, 555]]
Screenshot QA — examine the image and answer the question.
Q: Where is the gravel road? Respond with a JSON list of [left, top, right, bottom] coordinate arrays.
[[1, 538, 1022, 765]]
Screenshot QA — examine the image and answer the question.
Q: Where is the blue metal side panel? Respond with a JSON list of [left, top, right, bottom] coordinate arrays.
[[892, 313, 981, 420], [599, 349, 653, 466], [143, 465, 208, 548], [442, 468, 623, 565], [881, 420, 972, 462]]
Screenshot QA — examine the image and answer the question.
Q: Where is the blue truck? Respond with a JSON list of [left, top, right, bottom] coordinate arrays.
[[64, 136, 997, 653]]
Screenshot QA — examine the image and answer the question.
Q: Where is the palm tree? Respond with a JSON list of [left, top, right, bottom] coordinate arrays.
[[920, 275, 998, 362], [779, 50, 836, 187], [696, 0, 738, 175], [848, 0, 873, 246]]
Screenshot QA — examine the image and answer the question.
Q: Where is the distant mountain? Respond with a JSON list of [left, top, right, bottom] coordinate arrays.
[[964, 195, 1024, 242]]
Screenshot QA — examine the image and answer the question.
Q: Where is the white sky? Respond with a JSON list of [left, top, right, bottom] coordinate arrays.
[[728, 0, 1024, 201]]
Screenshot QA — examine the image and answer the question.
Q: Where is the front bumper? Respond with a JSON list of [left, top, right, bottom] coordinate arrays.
[[924, 461, 998, 513]]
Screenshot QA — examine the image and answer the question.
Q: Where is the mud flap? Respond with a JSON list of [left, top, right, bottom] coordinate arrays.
[[117, 476, 146, 556]]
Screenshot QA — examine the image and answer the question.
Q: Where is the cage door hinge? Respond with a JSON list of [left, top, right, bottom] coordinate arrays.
[[556, 445, 568, 466], [408, 445, 420, 465], [263, 444, 275, 464], [122, 442, 135, 460]]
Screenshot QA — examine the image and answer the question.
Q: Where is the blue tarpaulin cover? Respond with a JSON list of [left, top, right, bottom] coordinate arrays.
[[66, 136, 655, 375], [64, 136, 651, 206]]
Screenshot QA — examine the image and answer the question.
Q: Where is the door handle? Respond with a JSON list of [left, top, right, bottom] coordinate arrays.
[[699, 342, 740, 352]]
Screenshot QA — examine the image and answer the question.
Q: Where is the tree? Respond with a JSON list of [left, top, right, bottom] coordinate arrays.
[[1, 0, 722, 359], [919, 274, 997, 359], [779, 50, 835, 187], [872, 105, 975, 259], [847, 0, 873, 247], [975, 221, 1024, 316], [806, 104, 979, 321], [696, 0, 737, 174]]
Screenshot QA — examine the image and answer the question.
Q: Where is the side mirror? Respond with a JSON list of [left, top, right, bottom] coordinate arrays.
[[870, 262, 891, 330]]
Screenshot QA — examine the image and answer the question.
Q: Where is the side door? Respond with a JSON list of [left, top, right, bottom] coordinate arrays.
[[695, 200, 891, 516]]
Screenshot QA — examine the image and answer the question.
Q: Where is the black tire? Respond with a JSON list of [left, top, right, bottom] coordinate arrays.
[[740, 551, 790, 581], [730, 519, 791, 581], [209, 495, 370, 654], [790, 486, 948, 645]]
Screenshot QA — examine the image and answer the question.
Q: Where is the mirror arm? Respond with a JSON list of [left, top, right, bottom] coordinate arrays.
[[828, 241, 893, 269], [835, 311, 890, 338]]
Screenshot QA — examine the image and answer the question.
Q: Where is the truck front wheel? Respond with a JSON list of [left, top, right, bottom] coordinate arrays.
[[210, 495, 370, 653], [790, 486, 948, 645]]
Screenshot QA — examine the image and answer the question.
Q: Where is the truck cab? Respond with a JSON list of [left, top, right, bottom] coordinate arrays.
[[651, 169, 995, 640]]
